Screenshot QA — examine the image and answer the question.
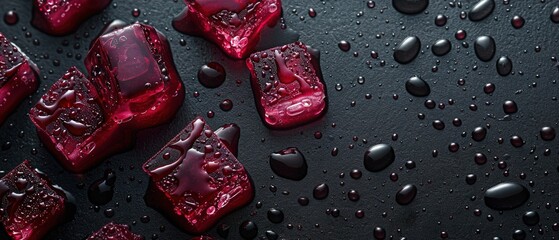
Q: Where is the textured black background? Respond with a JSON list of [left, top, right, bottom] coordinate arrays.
[[1, 0, 559, 239]]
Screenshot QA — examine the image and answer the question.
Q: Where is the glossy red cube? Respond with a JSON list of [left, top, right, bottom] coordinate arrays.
[[173, 0, 282, 59], [87, 222, 143, 240], [0, 161, 73, 240], [29, 67, 128, 172], [0, 33, 39, 125], [143, 117, 254, 234], [32, 0, 112, 36], [85, 23, 185, 129], [246, 42, 327, 129], [30, 23, 185, 173]]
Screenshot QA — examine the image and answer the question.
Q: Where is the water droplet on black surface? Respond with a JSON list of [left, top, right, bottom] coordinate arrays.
[[198, 62, 226, 88], [484, 83, 495, 94], [503, 100, 518, 114], [466, 174, 477, 185], [392, 0, 429, 14], [363, 144, 395, 172], [551, 7, 559, 23], [405, 76, 431, 97], [338, 40, 351, 52], [511, 15, 525, 29], [393, 36, 421, 64], [474, 36, 496, 62], [313, 183, 329, 200], [374, 226, 386, 239], [496, 56, 512, 76], [267, 208, 284, 223], [484, 182, 529, 210], [432, 39, 451, 56], [88, 169, 116, 205], [435, 14, 447, 26], [522, 211, 540, 226], [219, 99, 233, 112], [4, 10, 18, 25], [432, 120, 445, 130], [269, 147, 308, 181], [510, 135, 524, 147], [540, 127, 556, 141], [512, 229, 526, 240], [396, 184, 417, 205], [265, 230, 279, 240], [468, 0, 495, 21], [348, 189, 360, 201], [239, 220, 258, 240], [472, 127, 487, 142]]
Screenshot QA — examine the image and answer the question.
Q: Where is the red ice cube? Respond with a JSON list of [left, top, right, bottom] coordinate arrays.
[[0, 33, 39, 125], [0, 161, 73, 240], [246, 42, 327, 129], [30, 23, 185, 173], [87, 222, 143, 240], [143, 117, 254, 234], [173, 0, 282, 59], [85, 23, 184, 129], [32, 0, 112, 36]]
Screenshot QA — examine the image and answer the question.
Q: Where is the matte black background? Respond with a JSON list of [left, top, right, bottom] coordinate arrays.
[[1, 0, 559, 239]]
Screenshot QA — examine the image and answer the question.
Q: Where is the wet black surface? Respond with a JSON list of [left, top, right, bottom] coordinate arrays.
[[1, 0, 559, 239]]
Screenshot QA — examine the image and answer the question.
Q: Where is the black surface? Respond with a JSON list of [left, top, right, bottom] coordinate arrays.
[[1, 0, 559, 239]]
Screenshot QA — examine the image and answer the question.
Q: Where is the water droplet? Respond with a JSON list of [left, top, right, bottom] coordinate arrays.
[[405, 76, 431, 97], [373, 227, 386, 239], [522, 211, 540, 226], [88, 169, 116, 205], [511, 15, 525, 29], [474, 36, 496, 62], [239, 220, 258, 239], [466, 174, 477, 185], [551, 6, 559, 23], [472, 127, 487, 142], [496, 56, 512, 76], [367, 1, 376, 8], [540, 127, 556, 141], [503, 100, 518, 114], [432, 120, 445, 130], [267, 208, 284, 223], [484, 83, 495, 94], [348, 189, 360, 201], [435, 14, 447, 26], [392, 0, 429, 14], [308, 8, 317, 18], [132, 8, 141, 17], [432, 39, 451, 56], [510, 135, 524, 147], [313, 183, 329, 200], [363, 144, 395, 172], [198, 62, 226, 88], [219, 99, 233, 111], [484, 182, 529, 210], [350, 169, 362, 179], [338, 40, 351, 52], [394, 36, 421, 64], [468, 0, 495, 21], [269, 147, 308, 180], [4, 10, 19, 25], [455, 30, 467, 40], [395, 184, 417, 205]]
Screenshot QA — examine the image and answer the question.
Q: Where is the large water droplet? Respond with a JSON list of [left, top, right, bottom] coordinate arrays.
[[522, 211, 540, 226], [395, 184, 417, 205], [405, 76, 431, 97], [432, 39, 451, 56], [468, 0, 495, 21], [363, 144, 395, 172], [472, 127, 487, 142], [474, 36, 496, 62], [392, 0, 429, 14], [551, 6, 559, 23], [540, 127, 556, 141], [239, 220, 258, 239], [269, 147, 308, 180], [267, 208, 284, 223], [393, 36, 421, 64], [484, 182, 529, 210], [313, 183, 329, 200], [198, 62, 226, 88], [496, 56, 512, 76]]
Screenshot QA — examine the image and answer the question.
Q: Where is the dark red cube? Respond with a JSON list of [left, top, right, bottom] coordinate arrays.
[[87, 222, 143, 240], [0, 161, 73, 240], [143, 117, 254, 234], [32, 0, 112, 36], [0, 33, 39, 125], [246, 42, 327, 129], [173, 0, 282, 59]]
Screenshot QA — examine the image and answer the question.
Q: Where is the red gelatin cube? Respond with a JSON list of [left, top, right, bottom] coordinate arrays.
[[29, 67, 128, 172], [0, 161, 72, 240], [87, 222, 143, 240], [32, 0, 112, 36], [143, 117, 254, 234], [173, 0, 282, 59], [85, 23, 184, 129], [0, 33, 39, 125], [246, 42, 327, 129]]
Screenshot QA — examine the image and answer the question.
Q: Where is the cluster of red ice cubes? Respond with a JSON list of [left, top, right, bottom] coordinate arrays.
[[0, 0, 331, 238]]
